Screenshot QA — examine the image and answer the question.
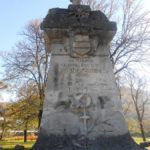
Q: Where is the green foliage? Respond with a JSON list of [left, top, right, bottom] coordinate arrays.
[[0, 84, 39, 140], [8, 84, 39, 130], [9, 99, 38, 130]]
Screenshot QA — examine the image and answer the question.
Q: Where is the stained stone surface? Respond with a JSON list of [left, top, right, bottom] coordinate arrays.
[[33, 133, 145, 150], [32, 3, 146, 150]]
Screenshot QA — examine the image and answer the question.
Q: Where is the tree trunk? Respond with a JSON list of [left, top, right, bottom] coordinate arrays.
[[24, 129, 27, 143], [24, 121, 28, 143], [38, 109, 43, 128], [0, 131, 4, 140], [139, 121, 146, 142], [135, 105, 146, 142], [0, 121, 5, 140]]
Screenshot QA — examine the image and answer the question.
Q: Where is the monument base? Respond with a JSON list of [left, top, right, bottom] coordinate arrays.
[[32, 132, 145, 150]]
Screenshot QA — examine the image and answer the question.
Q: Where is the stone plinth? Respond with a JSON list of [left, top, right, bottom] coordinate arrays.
[[32, 4, 145, 150]]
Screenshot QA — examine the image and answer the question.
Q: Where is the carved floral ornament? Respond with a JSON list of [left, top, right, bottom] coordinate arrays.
[[69, 6, 90, 20]]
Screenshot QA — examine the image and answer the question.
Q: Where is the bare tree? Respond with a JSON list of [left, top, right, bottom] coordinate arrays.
[[81, 0, 117, 19], [126, 72, 149, 142], [111, 0, 150, 75], [123, 99, 132, 116], [82, 0, 150, 75], [2, 20, 50, 127]]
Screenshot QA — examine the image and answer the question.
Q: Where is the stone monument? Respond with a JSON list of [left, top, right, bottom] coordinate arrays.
[[32, 1, 146, 150]]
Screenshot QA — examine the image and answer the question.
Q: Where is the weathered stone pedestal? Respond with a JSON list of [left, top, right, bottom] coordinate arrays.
[[32, 2, 145, 150]]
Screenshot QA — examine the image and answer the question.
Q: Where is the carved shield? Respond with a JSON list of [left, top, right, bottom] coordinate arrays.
[[71, 34, 91, 57]]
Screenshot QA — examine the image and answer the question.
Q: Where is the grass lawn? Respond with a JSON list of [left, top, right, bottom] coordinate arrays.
[[0, 140, 35, 150], [0, 137, 150, 150], [133, 137, 150, 143]]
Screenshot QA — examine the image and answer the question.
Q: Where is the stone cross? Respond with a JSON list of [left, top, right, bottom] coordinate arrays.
[[70, 0, 81, 5], [80, 107, 90, 135]]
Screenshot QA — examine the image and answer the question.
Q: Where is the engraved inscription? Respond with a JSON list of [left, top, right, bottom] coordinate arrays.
[[61, 63, 101, 74]]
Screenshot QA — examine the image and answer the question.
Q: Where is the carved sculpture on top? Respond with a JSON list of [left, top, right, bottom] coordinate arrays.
[[70, 0, 81, 5]]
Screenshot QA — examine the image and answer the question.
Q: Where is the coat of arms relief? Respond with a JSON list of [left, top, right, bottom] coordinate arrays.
[[69, 34, 99, 58]]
